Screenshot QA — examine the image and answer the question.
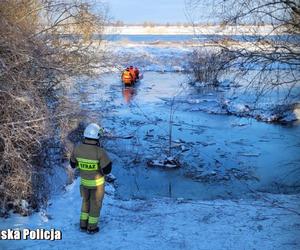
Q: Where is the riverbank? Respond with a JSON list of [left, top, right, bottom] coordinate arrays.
[[1, 180, 299, 250]]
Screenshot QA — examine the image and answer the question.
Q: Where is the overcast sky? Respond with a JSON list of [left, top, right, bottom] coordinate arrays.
[[103, 0, 190, 24]]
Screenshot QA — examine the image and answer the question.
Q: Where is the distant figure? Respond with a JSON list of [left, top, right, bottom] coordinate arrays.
[[129, 66, 136, 82], [70, 123, 112, 234], [134, 67, 140, 80], [122, 67, 134, 85]]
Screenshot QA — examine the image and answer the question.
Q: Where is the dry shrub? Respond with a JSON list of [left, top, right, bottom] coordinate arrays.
[[188, 48, 230, 86], [0, 0, 107, 216]]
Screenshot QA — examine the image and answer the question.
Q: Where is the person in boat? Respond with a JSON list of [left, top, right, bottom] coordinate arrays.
[[129, 66, 136, 83], [134, 67, 140, 80], [122, 67, 134, 85]]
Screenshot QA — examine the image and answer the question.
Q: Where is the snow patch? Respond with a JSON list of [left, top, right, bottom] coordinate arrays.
[[1, 179, 299, 249]]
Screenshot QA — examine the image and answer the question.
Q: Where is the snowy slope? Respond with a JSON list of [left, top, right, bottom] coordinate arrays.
[[1, 178, 299, 250]]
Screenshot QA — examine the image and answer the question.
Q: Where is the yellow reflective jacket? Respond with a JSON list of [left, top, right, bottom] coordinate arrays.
[[71, 139, 111, 188]]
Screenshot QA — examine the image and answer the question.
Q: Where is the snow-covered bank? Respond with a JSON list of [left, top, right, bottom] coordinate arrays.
[[104, 25, 282, 36], [173, 90, 300, 124], [1, 179, 299, 250]]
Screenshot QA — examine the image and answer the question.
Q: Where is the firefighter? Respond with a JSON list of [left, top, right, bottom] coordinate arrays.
[[122, 67, 134, 85], [129, 66, 136, 82], [70, 123, 112, 234]]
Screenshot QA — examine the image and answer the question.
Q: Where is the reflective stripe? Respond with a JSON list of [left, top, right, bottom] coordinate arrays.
[[76, 158, 99, 171], [77, 158, 99, 164], [88, 216, 98, 224], [80, 177, 105, 187], [80, 212, 89, 220]]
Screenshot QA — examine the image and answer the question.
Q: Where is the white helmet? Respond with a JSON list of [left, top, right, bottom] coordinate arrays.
[[83, 123, 102, 140]]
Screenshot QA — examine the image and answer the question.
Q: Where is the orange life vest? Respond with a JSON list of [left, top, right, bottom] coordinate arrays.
[[122, 70, 133, 84]]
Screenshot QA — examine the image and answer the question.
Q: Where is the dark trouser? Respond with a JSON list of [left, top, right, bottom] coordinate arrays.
[[80, 184, 105, 230]]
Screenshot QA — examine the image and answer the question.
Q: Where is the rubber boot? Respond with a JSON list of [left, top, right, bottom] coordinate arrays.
[[87, 227, 99, 234]]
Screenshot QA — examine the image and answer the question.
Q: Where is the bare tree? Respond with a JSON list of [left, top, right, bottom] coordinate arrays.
[[186, 0, 300, 105]]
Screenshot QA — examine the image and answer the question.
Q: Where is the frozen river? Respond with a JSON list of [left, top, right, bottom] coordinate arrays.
[[67, 71, 300, 200]]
